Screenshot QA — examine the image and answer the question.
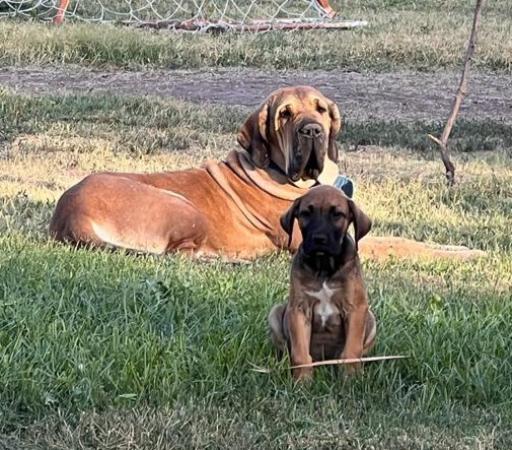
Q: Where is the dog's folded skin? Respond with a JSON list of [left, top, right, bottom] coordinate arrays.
[[50, 86, 341, 259], [268, 186, 376, 381], [50, 152, 300, 259]]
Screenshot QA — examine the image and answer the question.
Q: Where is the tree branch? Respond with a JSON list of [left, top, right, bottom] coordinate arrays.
[[428, 0, 485, 185]]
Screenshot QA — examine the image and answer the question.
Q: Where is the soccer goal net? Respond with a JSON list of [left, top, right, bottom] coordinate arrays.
[[0, 0, 367, 32]]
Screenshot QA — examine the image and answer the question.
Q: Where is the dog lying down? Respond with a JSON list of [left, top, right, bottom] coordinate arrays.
[[50, 85, 485, 262], [269, 186, 377, 381]]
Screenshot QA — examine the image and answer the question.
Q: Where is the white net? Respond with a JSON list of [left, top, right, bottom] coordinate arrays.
[[0, 0, 367, 31]]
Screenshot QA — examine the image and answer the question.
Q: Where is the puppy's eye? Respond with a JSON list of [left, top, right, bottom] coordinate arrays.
[[331, 209, 345, 220], [317, 105, 327, 114], [299, 209, 311, 219]]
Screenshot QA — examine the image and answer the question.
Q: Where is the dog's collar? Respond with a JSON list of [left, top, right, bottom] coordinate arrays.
[[277, 160, 355, 198], [225, 150, 355, 200], [231, 151, 306, 201], [265, 161, 316, 189], [334, 175, 355, 199], [265, 156, 344, 190]]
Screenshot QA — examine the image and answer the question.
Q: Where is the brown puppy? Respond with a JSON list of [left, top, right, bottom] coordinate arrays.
[[268, 185, 376, 381], [50, 86, 342, 259]]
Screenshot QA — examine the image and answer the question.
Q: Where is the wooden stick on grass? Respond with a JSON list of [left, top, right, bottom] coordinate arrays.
[[251, 355, 408, 373], [428, 0, 485, 186]]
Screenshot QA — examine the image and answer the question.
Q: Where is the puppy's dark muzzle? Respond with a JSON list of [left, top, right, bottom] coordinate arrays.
[[302, 225, 341, 256], [303, 240, 338, 256], [304, 234, 333, 255], [289, 122, 326, 181]]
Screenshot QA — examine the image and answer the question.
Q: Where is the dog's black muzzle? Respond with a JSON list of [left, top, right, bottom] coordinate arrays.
[[289, 121, 326, 181], [301, 215, 344, 256]]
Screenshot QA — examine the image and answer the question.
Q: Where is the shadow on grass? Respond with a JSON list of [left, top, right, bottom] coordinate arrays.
[[2, 91, 512, 155], [0, 235, 511, 437], [343, 119, 512, 154], [1, 401, 511, 449]]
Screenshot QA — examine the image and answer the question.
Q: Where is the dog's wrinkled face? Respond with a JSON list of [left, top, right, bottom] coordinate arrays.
[[237, 86, 342, 181], [281, 186, 371, 257]]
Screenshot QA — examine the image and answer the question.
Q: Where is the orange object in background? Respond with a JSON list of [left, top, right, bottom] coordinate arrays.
[[51, 0, 337, 25], [315, 0, 337, 18], [53, 0, 70, 25]]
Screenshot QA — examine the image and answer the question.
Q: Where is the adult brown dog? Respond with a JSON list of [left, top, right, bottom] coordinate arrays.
[[268, 185, 376, 380], [50, 85, 484, 261], [50, 86, 341, 259]]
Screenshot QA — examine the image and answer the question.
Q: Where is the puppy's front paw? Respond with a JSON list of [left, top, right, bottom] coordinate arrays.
[[292, 366, 314, 382], [291, 355, 314, 381], [341, 353, 363, 376]]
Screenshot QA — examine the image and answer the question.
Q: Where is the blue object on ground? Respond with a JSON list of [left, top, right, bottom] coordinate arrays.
[[333, 175, 355, 198]]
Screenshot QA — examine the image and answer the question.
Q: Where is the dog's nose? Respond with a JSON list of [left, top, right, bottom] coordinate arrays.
[[312, 234, 328, 246], [299, 123, 323, 138]]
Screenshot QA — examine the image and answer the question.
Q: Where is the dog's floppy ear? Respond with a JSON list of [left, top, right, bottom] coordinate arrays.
[[327, 101, 342, 163], [237, 101, 270, 168], [348, 199, 371, 250], [280, 197, 301, 249]]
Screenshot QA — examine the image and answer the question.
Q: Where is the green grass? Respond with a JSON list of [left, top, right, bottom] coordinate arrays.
[[2, 90, 511, 158], [0, 0, 511, 72], [1, 87, 512, 447], [0, 237, 511, 448]]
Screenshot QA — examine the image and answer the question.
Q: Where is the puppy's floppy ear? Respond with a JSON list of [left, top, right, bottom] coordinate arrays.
[[237, 101, 270, 168], [348, 199, 371, 251], [327, 101, 342, 163], [280, 197, 301, 249]]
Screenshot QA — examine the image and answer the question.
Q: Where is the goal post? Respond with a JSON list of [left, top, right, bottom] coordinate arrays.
[[1, 0, 367, 32]]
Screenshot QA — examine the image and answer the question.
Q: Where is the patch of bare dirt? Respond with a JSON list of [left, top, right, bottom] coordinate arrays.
[[1, 66, 511, 123]]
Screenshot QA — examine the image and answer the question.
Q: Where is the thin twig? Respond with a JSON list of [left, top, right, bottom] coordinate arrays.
[[428, 0, 485, 186], [250, 355, 408, 373]]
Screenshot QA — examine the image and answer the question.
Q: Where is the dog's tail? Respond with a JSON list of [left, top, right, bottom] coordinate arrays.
[[359, 236, 486, 261]]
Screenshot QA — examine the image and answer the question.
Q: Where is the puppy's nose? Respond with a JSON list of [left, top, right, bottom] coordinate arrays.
[[312, 234, 328, 246], [299, 123, 323, 138]]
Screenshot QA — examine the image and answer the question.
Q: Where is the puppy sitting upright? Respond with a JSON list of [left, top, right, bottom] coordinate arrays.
[[268, 185, 376, 381]]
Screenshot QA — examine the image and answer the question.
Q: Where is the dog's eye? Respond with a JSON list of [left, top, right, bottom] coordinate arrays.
[[280, 108, 291, 120], [317, 105, 327, 114], [299, 209, 311, 219], [331, 209, 345, 220]]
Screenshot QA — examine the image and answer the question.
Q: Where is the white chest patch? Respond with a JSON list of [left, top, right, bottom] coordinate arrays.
[[306, 281, 340, 328]]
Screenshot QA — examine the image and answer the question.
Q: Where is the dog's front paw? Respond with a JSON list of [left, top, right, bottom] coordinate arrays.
[[291, 355, 314, 382], [292, 366, 314, 382], [340, 353, 363, 376]]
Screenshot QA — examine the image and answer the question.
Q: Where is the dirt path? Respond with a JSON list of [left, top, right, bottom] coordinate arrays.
[[2, 67, 511, 123]]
